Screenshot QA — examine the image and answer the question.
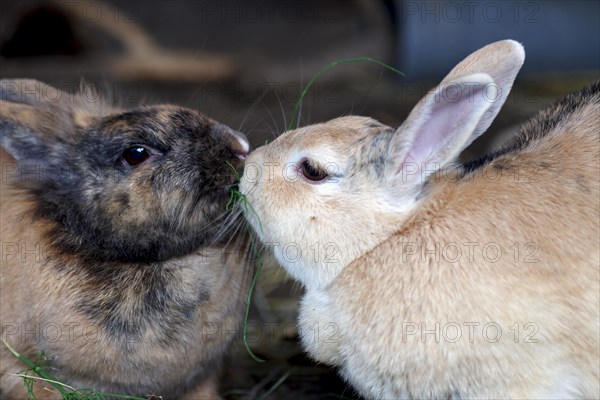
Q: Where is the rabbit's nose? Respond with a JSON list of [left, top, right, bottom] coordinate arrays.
[[227, 130, 250, 160], [212, 124, 250, 159]]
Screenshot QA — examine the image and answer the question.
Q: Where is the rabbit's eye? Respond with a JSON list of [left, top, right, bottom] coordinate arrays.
[[122, 146, 151, 166], [300, 159, 328, 182]]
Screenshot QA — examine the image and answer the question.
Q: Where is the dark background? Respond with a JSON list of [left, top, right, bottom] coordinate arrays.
[[1, 1, 598, 398]]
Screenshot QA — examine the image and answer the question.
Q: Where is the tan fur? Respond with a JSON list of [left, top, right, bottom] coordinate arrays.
[[240, 40, 600, 398]]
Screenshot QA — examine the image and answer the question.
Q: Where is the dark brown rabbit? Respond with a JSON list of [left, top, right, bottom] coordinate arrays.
[[0, 79, 250, 399]]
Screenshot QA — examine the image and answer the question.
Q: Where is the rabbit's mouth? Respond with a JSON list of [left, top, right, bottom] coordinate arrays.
[[232, 148, 248, 160]]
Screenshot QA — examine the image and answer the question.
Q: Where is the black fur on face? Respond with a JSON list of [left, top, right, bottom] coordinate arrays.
[[17, 105, 244, 263]]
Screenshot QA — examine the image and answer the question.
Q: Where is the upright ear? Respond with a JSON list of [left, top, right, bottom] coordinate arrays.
[[0, 79, 104, 164], [386, 40, 525, 196]]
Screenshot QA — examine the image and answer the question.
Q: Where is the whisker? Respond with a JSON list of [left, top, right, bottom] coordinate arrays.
[[237, 89, 270, 133], [296, 61, 305, 129], [261, 101, 282, 137], [357, 69, 383, 116], [272, 87, 288, 135], [213, 215, 243, 246], [246, 119, 275, 139], [256, 119, 278, 141], [209, 208, 243, 241]]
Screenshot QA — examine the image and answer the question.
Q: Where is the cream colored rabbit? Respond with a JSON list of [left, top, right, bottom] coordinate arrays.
[[239, 40, 600, 398]]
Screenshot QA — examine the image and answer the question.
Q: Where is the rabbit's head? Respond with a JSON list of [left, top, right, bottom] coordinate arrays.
[[1, 79, 249, 263], [240, 40, 525, 289]]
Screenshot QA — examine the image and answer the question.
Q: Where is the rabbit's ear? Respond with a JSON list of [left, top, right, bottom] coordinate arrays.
[[0, 79, 71, 107], [0, 79, 96, 163], [387, 40, 524, 195], [436, 39, 525, 143]]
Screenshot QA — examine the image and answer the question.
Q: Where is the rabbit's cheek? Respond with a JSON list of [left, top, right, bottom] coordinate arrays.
[[124, 183, 156, 213]]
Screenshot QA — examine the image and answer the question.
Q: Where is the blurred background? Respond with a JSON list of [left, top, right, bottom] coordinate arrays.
[[1, 1, 598, 398]]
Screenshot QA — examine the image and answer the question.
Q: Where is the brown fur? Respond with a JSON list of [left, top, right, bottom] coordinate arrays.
[[0, 80, 251, 399]]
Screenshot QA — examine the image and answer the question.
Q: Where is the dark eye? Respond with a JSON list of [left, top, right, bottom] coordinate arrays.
[[300, 159, 328, 182], [122, 146, 151, 166]]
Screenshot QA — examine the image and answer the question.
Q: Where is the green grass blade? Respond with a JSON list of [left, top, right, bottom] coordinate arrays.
[[2, 339, 149, 400], [225, 188, 266, 362], [1, 339, 70, 397], [289, 57, 404, 130], [257, 369, 293, 400], [225, 160, 241, 179], [242, 241, 266, 363]]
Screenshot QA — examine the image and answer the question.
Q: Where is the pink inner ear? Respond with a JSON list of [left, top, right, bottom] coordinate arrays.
[[404, 84, 488, 169], [406, 104, 453, 164]]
